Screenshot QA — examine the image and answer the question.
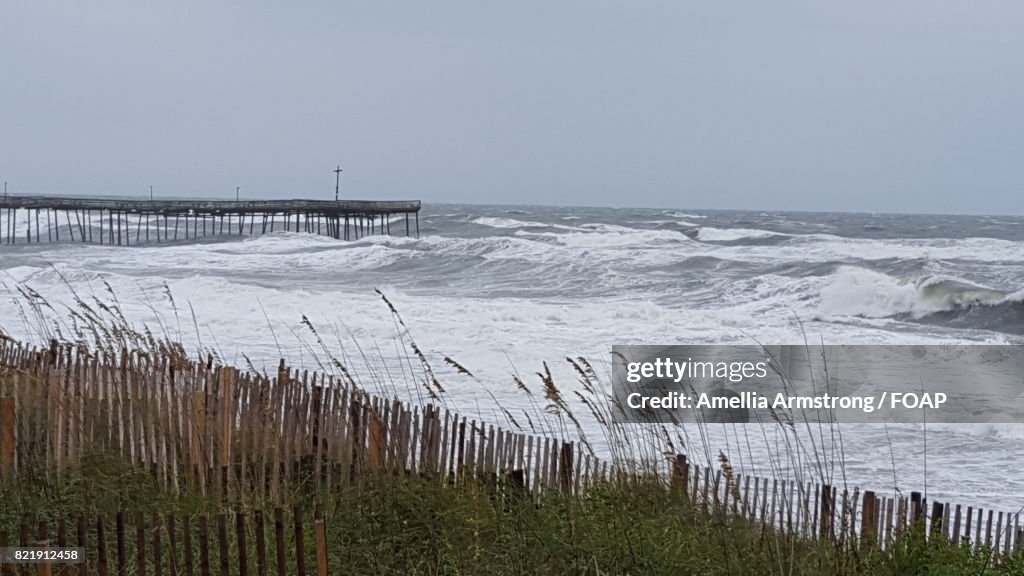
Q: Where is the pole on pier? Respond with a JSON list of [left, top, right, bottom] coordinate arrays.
[[150, 185, 154, 201], [334, 166, 343, 202], [236, 187, 240, 202]]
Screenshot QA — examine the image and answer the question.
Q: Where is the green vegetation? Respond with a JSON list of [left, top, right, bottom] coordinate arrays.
[[2, 454, 1022, 575]]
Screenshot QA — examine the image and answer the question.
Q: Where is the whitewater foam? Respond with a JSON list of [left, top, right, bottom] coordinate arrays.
[[697, 227, 790, 242], [818, 266, 1021, 322]]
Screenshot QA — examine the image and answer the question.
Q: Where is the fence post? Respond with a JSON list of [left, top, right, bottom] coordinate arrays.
[[367, 415, 384, 473], [191, 391, 208, 497], [820, 484, 833, 539], [235, 513, 248, 576], [349, 400, 362, 481], [198, 515, 210, 576], [861, 491, 877, 546], [274, 509, 286, 576], [217, 514, 229, 576], [930, 501, 945, 541], [910, 492, 923, 528], [558, 442, 573, 494], [254, 511, 267, 576], [293, 506, 306, 576], [671, 454, 688, 495], [0, 397, 15, 484], [220, 368, 234, 500], [136, 513, 147, 576]]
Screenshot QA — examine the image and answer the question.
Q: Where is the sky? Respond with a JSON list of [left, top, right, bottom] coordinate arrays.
[[1, 1, 1023, 214]]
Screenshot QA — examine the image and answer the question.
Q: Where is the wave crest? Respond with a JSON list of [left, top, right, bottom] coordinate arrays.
[[819, 266, 1022, 326], [697, 227, 790, 242]]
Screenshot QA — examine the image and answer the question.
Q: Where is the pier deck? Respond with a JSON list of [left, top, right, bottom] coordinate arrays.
[[0, 195, 421, 245]]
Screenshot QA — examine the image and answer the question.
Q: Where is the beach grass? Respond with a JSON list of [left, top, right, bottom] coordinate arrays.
[[2, 452, 1022, 575]]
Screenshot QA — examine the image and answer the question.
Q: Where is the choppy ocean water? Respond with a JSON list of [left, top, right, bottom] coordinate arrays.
[[1, 204, 1023, 510]]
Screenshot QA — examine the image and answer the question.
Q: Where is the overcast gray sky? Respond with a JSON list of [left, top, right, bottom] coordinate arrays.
[[2, 2, 1023, 214]]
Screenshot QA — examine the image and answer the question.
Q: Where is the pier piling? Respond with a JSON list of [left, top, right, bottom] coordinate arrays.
[[0, 196, 421, 246]]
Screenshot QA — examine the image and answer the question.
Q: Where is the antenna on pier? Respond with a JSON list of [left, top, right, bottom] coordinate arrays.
[[149, 185, 153, 201], [334, 165, 343, 202], [236, 186, 240, 202]]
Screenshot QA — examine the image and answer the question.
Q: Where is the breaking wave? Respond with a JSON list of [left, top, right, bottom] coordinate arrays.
[[819, 266, 1024, 333], [697, 227, 791, 242]]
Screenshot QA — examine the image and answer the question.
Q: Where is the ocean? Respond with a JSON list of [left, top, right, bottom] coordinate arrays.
[[1, 203, 1023, 511]]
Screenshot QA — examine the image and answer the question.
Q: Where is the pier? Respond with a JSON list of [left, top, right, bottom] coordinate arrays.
[[0, 195, 421, 245]]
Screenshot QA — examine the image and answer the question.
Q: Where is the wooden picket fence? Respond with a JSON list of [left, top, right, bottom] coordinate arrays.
[[669, 454, 1024, 555], [2, 338, 1023, 564], [0, 339, 598, 502], [0, 505, 327, 576]]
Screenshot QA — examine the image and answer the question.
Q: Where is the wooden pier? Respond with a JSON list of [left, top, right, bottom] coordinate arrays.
[[0, 195, 421, 245]]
